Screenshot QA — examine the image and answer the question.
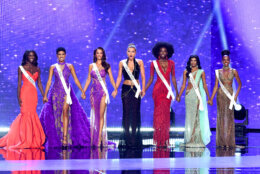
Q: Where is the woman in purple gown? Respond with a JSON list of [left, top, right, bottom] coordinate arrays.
[[40, 47, 90, 148], [83, 47, 117, 147]]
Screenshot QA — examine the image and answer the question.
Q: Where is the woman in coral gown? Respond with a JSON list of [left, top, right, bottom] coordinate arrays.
[[145, 42, 178, 147], [0, 50, 45, 149]]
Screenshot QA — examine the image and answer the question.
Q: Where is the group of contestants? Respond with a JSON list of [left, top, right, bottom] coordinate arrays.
[[0, 42, 242, 150]]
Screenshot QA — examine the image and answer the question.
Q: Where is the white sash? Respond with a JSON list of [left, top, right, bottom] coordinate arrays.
[[19, 66, 36, 88], [55, 63, 72, 105], [189, 71, 204, 111], [122, 59, 141, 98], [215, 69, 241, 110], [92, 63, 110, 104], [153, 60, 175, 101]]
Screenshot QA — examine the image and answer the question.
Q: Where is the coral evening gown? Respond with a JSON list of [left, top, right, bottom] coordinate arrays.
[[0, 70, 45, 149]]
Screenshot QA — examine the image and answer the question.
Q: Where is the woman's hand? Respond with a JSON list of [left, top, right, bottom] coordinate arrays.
[[81, 92, 86, 99], [207, 99, 213, 106], [18, 98, 22, 107], [141, 89, 145, 97], [112, 89, 117, 98], [176, 96, 180, 102], [43, 96, 48, 103]]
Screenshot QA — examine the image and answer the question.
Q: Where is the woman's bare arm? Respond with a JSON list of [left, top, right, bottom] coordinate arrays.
[[83, 64, 92, 93], [37, 67, 45, 97], [201, 71, 210, 100], [177, 70, 187, 102], [17, 67, 22, 106], [115, 62, 123, 89]]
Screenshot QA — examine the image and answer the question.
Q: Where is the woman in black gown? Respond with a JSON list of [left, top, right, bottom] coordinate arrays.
[[115, 43, 146, 148]]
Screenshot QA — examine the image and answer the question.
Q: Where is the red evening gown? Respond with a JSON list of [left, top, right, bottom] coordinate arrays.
[[151, 60, 175, 146], [0, 70, 45, 149]]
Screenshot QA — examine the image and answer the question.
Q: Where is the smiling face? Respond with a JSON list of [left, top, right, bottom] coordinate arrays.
[[190, 57, 198, 68], [222, 55, 230, 67], [27, 51, 35, 63], [127, 47, 136, 60], [159, 47, 168, 59], [95, 49, 103, 61], [56, 51, 66, 63]]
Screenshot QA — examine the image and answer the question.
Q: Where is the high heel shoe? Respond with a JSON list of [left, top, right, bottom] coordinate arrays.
[[62, 136, 68, 149]]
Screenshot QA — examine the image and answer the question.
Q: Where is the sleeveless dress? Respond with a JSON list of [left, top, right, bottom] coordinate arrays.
[[151, 60, 175, 146], [0, 69, 45, 149], [40, 64, 91, 147], [216, 68, 236, 147], [119, 59, 142, 148], [90, 67, 115, 147], [184, 69, 211, 147]]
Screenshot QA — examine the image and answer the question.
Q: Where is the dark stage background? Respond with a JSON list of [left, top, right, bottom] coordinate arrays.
[[0, 0, 259, 129]]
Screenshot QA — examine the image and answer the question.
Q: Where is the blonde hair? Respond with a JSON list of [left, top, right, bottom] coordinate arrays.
[[127, 43, 136, 50]]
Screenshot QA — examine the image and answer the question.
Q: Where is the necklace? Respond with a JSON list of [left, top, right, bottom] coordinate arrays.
[[58, 62, 66, 65]]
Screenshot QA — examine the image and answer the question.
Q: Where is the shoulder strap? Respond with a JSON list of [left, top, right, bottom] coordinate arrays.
[[19, 66, 36, 88]]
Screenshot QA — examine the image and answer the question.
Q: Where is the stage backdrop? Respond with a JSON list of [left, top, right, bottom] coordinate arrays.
[[0, 0, 259, 129]]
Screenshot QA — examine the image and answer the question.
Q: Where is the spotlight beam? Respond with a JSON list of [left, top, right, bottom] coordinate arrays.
[[214, 0, 228, 50], [192, 12, 214, 54], [103, 0, 134, 49]]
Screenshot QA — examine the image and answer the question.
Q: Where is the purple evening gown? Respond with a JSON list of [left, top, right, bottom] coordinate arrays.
[[40, 64, 90, 147], [90, 68, 115, 147]]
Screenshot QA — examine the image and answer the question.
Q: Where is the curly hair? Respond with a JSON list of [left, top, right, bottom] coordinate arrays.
[[93, 47, 110, 73], [56, 47, 66, 54], [186, 55, 202, 78], [21, 50, 38, 66], [152, 42, 174, 59]]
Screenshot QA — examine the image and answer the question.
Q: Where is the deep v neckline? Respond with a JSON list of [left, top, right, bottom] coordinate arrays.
[[22, 66, 38, 76], [127, 59, 135, 74], [157, 60, 169, 74], [26, 70, 38, 76], [190, 70, 199, 80], [95, 63, 105, 72], [57, 64, 67, 74]]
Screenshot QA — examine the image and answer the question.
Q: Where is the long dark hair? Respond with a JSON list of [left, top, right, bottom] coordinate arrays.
[[21, 50, 38, 66], [186, 55, 202, 78], [93, 47, 110, 73]]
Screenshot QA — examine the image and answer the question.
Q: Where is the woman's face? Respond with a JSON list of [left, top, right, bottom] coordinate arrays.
[[57, 51, 66, 62], [222, 56, 230, 67], [95, 49, 103, 60], [127, 47, 136, 60], [190, 57, 197, 67], [27, 52, 35, 63], [159, 47, 168, 59]]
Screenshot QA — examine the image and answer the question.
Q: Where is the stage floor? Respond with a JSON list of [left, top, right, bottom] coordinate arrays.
[[0, 132, 259, 173]]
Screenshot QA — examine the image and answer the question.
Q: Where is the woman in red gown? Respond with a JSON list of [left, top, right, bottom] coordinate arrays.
[[146, 42, 179, 147], [0, 50, 45, 149]]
